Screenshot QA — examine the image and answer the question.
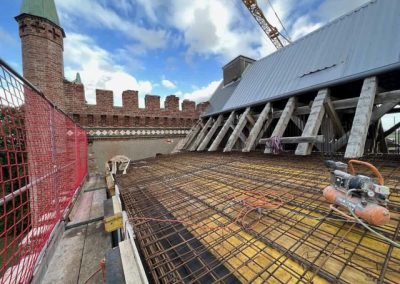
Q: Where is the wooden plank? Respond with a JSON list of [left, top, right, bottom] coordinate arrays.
[[295, 89, 329, 155], [254, 118, 274, 151], [197, 115, 223, 151], [104, 197, 123, 232], [345, 77, 377, 158], [224, 107, 251, 152], [189, 117, 214, 151], [208, 111, 236, 152], [119, 240, 142, 284], [173, 121, 200, 152], [260, 135, 324, 144], [246, 113, 256, 126], [370, 99, 400, 122], [230, 124, 247, 143], [370, 119, 382, 153], [324, 96, 345, 137], [266, 97, 296, 153], [182, 122, 202, 150], [384, 121, 400, 137], [79, 221, 111, 284], [243, 103, 271, 152], [106, 175, 115, 196], [271, 89, 400, 118], [291, 115, 304, 131], [378, 122, 388, 153], [43, 176, 111, 284], [333, 97, 398, 152], [319, 115, 334, 152]]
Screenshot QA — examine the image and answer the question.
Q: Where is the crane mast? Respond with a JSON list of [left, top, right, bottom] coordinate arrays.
[[242, 0, 284, 49]]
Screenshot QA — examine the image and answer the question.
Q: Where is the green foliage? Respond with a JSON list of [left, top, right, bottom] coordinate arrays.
[[0, 107, 30, 237]]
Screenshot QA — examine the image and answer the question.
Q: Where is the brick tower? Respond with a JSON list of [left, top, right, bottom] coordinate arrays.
[[15, 0, 66, 110]]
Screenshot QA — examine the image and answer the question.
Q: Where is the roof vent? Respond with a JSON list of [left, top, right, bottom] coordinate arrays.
[[223, 55, 255, 86]]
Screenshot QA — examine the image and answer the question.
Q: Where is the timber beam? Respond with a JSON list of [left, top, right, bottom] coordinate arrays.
[[189, 117, 214, 151], [208, 111, 236, 152], [384, 122, 400, 137], [224, 107, 251, 152], [265, 97, 296, 154], [271, 90, 400, 118], [324, 97, 345, 137], [344, 77, 377, 158], [197, 115, 223, 151], [243, 103, 271, 152], [175, 120, 201, 152], [260, 135, 324, 144], [295, 89, 329, 155], [290, 115, 305, 131], [182, 120, 203, 150]]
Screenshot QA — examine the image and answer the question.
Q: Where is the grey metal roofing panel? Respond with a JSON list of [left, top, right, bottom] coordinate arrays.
[[204, 0, 400, 116], [205, 80, 240, 115]]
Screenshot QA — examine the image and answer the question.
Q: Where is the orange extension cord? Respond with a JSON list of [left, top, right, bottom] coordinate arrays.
[[129, 191, 294, 234], [83, 258, 106, 284]]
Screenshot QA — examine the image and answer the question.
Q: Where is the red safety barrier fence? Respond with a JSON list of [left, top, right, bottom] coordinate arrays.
[[0, 59, 87, 283]]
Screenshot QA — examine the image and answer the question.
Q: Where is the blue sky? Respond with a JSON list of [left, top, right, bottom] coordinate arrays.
[[0, 0, 371, 108]]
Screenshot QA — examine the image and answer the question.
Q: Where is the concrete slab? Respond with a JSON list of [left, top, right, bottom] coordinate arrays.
[[89, 189, 107, 219], [78, 221, 110, 284], [41, 176, 110, 284], [68, 191, 93, 225], [41, 227, 86, 284]]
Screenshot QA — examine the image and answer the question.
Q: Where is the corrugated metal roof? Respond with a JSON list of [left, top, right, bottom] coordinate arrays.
[[206, 80, 241, 115], [205, 0, 400, 116]]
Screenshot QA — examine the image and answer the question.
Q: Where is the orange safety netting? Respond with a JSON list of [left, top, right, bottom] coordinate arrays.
[[0, 61, 87, 283]]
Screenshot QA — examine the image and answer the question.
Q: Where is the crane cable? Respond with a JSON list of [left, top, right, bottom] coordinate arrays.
[[265, 0, 291, 42]]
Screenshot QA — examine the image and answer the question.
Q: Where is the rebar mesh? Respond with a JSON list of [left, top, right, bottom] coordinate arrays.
[[118, 152, 400, 284]]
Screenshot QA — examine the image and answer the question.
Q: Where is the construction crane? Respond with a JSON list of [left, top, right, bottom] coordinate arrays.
[[242, 0, 285, 49]]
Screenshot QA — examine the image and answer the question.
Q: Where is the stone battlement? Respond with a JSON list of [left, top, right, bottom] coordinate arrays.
[[16, 7, 209, 131], [64, 80, 202, 128]]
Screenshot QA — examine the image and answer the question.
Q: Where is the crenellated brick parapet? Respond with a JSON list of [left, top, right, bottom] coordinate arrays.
[[196, 102, 210, 113], [182, 100, 196, 112], [165, 95, 180, 112], [64, 80, 208, 128], [122, 90, 139, 111]]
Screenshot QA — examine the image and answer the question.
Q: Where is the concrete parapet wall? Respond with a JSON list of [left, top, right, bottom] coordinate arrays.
[[89, 138, 182, 175]]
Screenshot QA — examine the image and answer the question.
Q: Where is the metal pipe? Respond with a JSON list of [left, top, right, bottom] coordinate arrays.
[[0, 161, 76, 207]]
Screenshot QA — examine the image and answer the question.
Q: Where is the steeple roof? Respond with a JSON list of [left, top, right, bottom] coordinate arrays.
[[74, 73, 82, 84], [19, 0, 60, 26]]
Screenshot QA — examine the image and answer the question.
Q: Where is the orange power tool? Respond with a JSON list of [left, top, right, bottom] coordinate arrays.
[[323, 160, 391, 226]]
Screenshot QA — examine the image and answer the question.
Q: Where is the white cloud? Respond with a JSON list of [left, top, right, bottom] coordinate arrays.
[[317, 0, 371, 22], [179, 80, 222, 104], [56, 0, 168, 50], [165, 0, 274, 62], [64, 33, 152, 107], [290, 15, 323, 40], [161, 79, 177, 89]]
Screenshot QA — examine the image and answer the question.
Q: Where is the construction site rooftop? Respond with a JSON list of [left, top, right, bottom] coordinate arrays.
[[116, 152, 400, 283]]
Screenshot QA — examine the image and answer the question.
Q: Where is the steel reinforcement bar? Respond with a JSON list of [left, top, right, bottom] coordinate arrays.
[[117, 152, 400, 283]]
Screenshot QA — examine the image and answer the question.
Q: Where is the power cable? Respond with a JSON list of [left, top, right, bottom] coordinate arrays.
[[265, 0, 291, 42], [345, 189, 400, 248]]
